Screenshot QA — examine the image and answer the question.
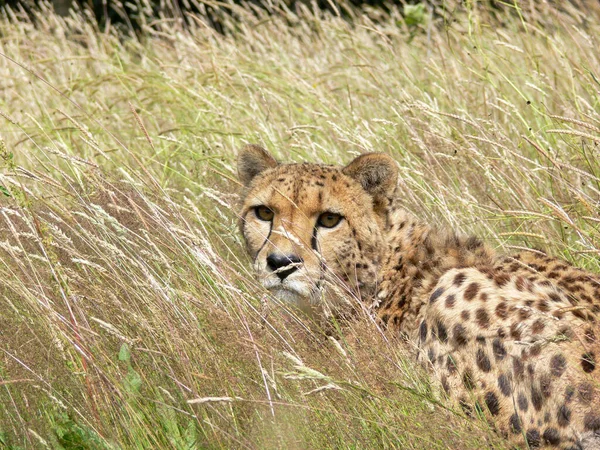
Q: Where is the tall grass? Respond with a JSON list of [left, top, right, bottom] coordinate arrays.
[[1, 1, 599, 448]]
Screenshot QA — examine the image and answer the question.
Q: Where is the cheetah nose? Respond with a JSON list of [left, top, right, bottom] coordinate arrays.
[[266, 253, 303, 281]]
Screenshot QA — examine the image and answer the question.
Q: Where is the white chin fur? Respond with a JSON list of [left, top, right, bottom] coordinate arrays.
[[262, 275, 314, 298], [261, 272, 354, 317], [268, 285, 319, 316]]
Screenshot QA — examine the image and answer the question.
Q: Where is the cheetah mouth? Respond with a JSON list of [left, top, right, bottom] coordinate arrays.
[[260, 273, 324, 305], [263, 278, 316, 299], [264, 283, 323, 316]]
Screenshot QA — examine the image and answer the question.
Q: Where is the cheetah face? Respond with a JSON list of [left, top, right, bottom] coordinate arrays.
[[237, 145, 398, 316]]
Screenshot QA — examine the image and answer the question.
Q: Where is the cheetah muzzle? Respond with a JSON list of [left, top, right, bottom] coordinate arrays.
[[237, 145, 600, 449]]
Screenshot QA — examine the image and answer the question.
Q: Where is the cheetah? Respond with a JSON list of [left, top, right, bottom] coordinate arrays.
[[237, 144, 600, 449]]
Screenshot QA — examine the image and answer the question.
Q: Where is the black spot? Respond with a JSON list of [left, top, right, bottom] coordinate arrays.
[[531, 318, 545, 334], [540, 374, 552, 398], [565, 385, 575, 403], [531, 386, 544, 411], [509, 413, 522, 434], [584, 327, 596, 343], [396, 295, 407, 309], [557, 404, 571, 427], [513, 357, 525, 380], [542, 427, 560, 446], [510, 323, 522, 340], [549, 292, 562, 303], [465, 236, 482, 250], [452, 324, 468, 347], [464, 282, 479, 301], [459, 398, 473, 417], [577, 382, 595, 404], [475, 308, 490, 328], [498, 373, 511, 397], [571, 307, 587, 320], [558, 325, 574, 340], [518, 308, 532, 320], [463, 369, 475, 390], [584, 412, 600, 431], [476, 349, 492, 372], [492, 338, 506, 361], [429, 287, 444, 304], [537, 299, 550, 312], [495, 301, 508, 319], [436, 321, 448, 343], [517, 392, 528, 411], [494, 273, 510, 287], [445, 294, 456, 308], [485, 391, 500, 416], [581, 352, 596, 373], [525, 429, 541, 448], [550, 354, 567, 378], [453, 272, 466, 286], [419, 321, 428, 342]]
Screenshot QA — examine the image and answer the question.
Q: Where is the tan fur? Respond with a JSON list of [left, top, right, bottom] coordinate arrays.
[[238, 146, 600, 449]]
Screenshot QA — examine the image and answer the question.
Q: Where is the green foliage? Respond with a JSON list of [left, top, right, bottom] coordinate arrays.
[[51, 413, 112, 450], [123, 368, 143, 395], [404, 3, 426, 26], [0, 431, 25, 450], [118, 343, 131, 363]]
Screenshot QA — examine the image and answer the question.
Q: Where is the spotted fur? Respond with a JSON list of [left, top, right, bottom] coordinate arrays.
[[237, 145, 600, 449]]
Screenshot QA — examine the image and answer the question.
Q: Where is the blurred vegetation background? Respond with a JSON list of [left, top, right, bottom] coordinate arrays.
[[0, 0, 576, 33]]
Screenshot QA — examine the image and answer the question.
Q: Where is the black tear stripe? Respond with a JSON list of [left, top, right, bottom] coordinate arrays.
[[312, 225, 326, 291], [311, 226, 319, 252], [243, 209, 272, 263]]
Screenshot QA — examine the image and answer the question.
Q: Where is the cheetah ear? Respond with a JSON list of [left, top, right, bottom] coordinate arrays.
[[342, 153, 398, 198], [237, 144, 279, 186]]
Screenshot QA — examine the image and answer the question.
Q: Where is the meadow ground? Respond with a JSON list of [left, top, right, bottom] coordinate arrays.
[[0, 1, 599, 448]]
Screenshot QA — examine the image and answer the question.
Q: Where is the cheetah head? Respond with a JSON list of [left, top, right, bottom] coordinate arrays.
[[237, 145, 398, 316]]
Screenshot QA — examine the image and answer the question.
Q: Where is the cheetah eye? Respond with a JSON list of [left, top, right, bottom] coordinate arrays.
[[317, 211, 343, 228], [254, 205, 274, 221]]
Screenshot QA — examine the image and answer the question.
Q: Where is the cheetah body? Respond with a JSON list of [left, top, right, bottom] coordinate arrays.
[[237, 145, 600, 449]]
